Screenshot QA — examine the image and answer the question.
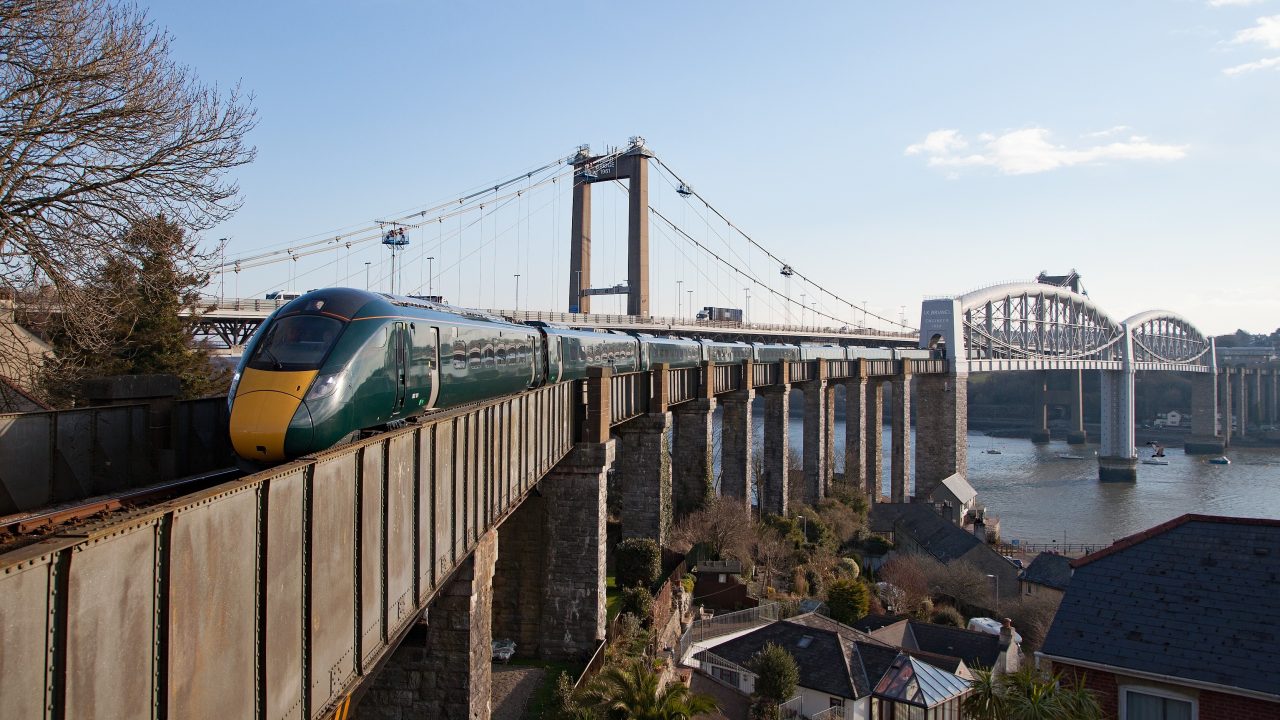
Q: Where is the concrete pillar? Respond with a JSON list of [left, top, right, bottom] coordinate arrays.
[[799, 362, 830, 506], [538, 440, 613, 660], [1269, 369, 1279, 425], [1249, 367, 1263, 428], [614, 413, 672, 545], [719, 385, 754, 511], [913, 372, 968, 501], [1185, 372, 1224, 455], [890, 363, 912, 502], [672, 397, 716, 517], [356, 530, 498, 720], [569, 165, 591, 314], [1236, 369, 1248, 437], [1067, 369, 1088, 445], [759, 380, 791, 517], [622, 151, 651, 316], [1031, 371, 1051, 444], [1098, 369, 1137, 482], [842, 376, 869, 499], [865, 380, 884, 503], [1219, 367, 1233, 448]]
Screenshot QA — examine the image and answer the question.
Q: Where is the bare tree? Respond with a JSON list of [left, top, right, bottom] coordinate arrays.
[[670, 496, 754, 563], [920, 557, 994, 612], [0, 0, 254, 389], [752, 525, 794, 594], [878, 553, 931, 616]]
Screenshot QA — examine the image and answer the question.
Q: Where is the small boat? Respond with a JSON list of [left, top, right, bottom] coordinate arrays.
[[985, 449, 1002, 455], [1208, 456, 1231, 465], [1056, 453, 1085, 460], [1141, 459, 1169, 466]]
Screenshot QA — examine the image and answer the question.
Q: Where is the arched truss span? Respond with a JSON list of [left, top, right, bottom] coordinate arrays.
[[1123, 310, 1212, 368], [952, 283, 1210, 372]]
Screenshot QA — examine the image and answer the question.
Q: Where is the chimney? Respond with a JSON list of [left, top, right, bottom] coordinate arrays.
[[997, 618, 1021, 673]]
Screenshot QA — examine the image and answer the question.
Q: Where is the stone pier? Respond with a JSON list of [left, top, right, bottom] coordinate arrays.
[[799, 362, 830, 506], [759, 365, 791, 516], [1099, 368, 1137, 482], [1031, 371, 1051, 444], [355, 530, 499, 720], [719, 379, 754, 511], [614, 412, 673, 546], [843, 373, 869, 499], [890, 362, 912, 502], [1236, 369, 1249, 438], [1066, 369, 1088, 445], [913, 372, 968, 500], [865, 380, 884, 502], [672, 364, 716, 517], [1220, 367, 1234, 447], [1186, 372, 1224, 455]]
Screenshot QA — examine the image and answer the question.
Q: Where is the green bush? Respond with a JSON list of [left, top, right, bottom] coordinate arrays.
[[804, 567, 824, 597], [748, 642, 799, 706], [863, 535, 893, 556], [836, 557, 861, 580], [681, 574, 695, 595], [825, 579, 870, 624], [615, 538, 662, 589], [930, 605, 966, 628], [619, 586, 655, 624]]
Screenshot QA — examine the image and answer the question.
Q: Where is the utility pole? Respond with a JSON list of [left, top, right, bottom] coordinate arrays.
[[744, 287, 751, 324], [687, 289, 693, 318], [677, 280, 684, 318], [513, 274, 521, 311], [427, 256, 435, 296], [365, 262, 372, 290]]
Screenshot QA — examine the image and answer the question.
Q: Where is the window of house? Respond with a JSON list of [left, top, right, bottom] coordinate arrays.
[[718, 574, 727, 583], [1121, 686, 1195, 720], [829, 696, 843, 708]]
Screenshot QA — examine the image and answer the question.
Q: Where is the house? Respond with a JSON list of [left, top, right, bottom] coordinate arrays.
[[870, 503, 1021, 604], [850, 614, 1019, 674], [927, 473, 977, 526], [690, 612, 971, 719], [1018, 552, 1071, 600], [1039, 514, 1280, 719], [690, 558, 758, 613]]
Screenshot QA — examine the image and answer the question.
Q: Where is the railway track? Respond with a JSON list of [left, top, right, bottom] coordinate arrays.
[[0, 467, 243, 550]]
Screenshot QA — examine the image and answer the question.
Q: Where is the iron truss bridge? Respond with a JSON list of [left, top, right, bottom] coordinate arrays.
[[920, 282, 1212, 374]]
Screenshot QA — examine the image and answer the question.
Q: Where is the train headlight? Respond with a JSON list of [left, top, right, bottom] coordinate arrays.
[[227, 371, 241, 412], [305, 372, 343, 402]]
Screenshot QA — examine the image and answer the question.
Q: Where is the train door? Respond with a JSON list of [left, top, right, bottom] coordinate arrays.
[[393, 321, 408, 413], [427, 327, 441, 408]]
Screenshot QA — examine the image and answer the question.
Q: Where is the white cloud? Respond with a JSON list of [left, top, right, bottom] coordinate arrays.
[[1233, 14, 1280, 47], [1223, 55, 1280, 73], [1209, 0, 1264, 7], [904, 128, 1189, 176], [1082, 125, 1130, 139]]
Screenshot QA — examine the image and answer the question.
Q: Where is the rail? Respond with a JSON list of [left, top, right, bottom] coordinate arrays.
[[780, 696, 805, 719], [0, 382, 575, 720], [812, 705, 846, 720], [712, 363, 743, 394], [667, 366, 700, 405]]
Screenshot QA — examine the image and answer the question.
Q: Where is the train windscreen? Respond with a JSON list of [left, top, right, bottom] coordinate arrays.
[[247, 315, 345, 371]]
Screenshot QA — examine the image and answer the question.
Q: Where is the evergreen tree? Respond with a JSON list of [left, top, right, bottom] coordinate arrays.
[[748, 642, 798, 719], [825, 579, 870, 624], [40, 216, 227, 404]]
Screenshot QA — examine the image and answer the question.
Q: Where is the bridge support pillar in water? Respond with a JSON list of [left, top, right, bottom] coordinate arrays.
[[356, 529, 499, 720], [1099, 366, 1138, 482], [798, 362, 831, 505], [1186, 371, 1225, 455], [1067, 369, 1088, 445], [1219, 367, 1234, 447], [890, 362, 913, 503], [1237, 369, 1250, 438], [614, 412, 673, 545], [913, 372, 968, 500], [672, 367, 716, 518], [759, 374, 792, 516], [1031, 371, 1051, 444], [719, 381, 755, 511], [843, 374, 869, 500]]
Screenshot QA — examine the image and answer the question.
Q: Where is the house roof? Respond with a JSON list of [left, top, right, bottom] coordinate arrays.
[[873, 654, 971, 708], [1021, 552, 1073, 591], [1042, 514, 1280, 698], [891, 504, 982, 563], [851, 614, 1005, 670], [708, 617, 861, 698], [932, 473, 977, 506]]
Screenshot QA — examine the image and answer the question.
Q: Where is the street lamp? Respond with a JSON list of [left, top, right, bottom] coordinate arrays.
[[796, 515, 809, 542], [365, 262, 372, 290], [744, 288, 751, 324], [687, 289, 693, 319], [676, 280, 684, 318], [987, 573, 999, 613], [513, 274, 521, 311]]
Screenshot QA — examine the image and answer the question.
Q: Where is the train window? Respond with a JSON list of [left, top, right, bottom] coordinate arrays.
[[373, 326, 388, 348], [246, 315, 345, 372], [483, 342, 494, 367], [468, 339, 482, 368]]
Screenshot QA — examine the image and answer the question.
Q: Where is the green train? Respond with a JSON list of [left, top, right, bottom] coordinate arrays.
[[228, 288, 925, 463]]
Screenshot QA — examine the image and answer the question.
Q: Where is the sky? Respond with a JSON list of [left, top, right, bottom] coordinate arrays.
[[148, 1, 1280, 336]]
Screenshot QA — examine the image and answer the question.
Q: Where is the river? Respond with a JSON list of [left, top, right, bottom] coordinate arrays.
[[723, 410, 1280, 545]]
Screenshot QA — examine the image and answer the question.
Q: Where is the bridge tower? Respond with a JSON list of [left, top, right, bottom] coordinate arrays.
[[568, 138, 652, 315]]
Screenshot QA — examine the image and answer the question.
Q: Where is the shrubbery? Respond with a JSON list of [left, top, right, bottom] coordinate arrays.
[[615, 538, 661, 589]]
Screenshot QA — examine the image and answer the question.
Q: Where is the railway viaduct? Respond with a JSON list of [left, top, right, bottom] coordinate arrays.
[[0, 353, 957, 720]]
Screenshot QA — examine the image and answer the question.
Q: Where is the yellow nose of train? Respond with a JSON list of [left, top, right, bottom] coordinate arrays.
[[229, 368, 317, 462]]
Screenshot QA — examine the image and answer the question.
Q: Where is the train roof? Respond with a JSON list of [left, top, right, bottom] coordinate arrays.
[[279, 288, 528, 329]]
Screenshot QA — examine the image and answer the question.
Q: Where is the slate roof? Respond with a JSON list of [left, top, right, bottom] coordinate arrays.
[[891, 504, 982, 563], [1041, 514, 1280, 699], [848, 614, 907, 634], [1021, 552, 1073, 591], [934, 473, 977, 506], [907, 622, 1003, 670], [709, 618, 861, 698]]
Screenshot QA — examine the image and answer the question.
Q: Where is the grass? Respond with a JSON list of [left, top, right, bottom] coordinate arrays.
[[606, 574, 621, 622], [510, 659, 582, 720]]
